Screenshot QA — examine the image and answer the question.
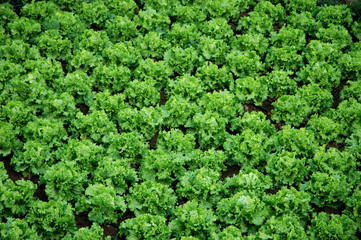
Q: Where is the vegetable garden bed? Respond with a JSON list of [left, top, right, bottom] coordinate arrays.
[[1, 0, 361, 239]]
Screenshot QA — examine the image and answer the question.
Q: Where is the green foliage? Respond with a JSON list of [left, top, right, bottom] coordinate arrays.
[[264, 187, 312, 223], [21, 1, 59, 21], [260, 70, 297, 98], [41, 160, 87, 202], [79, 1, 110, 27], [316, 24, 353, 49], [198, 36, 229, 65], [326, 98, 361, 136], [165, 22, 200, 48], [94, 157, 138, 195], [269, 125, 318, 159], [27, 200, 76, 239], [166, 74, 204, 101], [186, 111, 228, 149], [200, 18, 234, 40], [308, 212, 358, 240], [203, 0, 250, 21], [105, 0, 138, 19], [198, 90, 243, 119], [224, 129, 269, 169], [300, 171, 352, 207], [127, 180, 177, 216], [258, 214, 308, 239], [133, 58, 172, 89], [0, 218, 39, 240], [270, 26, 306, 50], [297, 62, 341, 90], [234, 76, 268, 105], [216, 191, 269, 233], [106, 16, 139, 42], [187, 149, 227, 172], [91, 65, 131, 93], [103, 41, 140, 67], [0, 179, 36, 217], [7, 17, 41, 41], [173, 4, 206, 24], [340, 80, 361, 101], [316, 4, 353, 27], [135, 8, 170, 34], [272, 84, 333, 126], [37, 30, 72, 60], [307, 115, 343, 144], [176, 167, 222, 205], [162, 95, 197, 128], [231, 33, 269, 58], [310, 147, 357, 176], [124, 79, 160, 108], [56, 138, 105, 173], [140, 149, 188, 183], [156, 129, 196, 153], [226, 50, 264, 77], [345, 129, 361, 162], [1, 0, 361, 239], [266, 151, 308, 186], [75, 183, 126, 224], [304, 40, 342, 65], [43, 11, 86, 39], [164, 47, 203, 75], [265, 46, 304, 71], [11, 140, 55, 175], [169, 200, 217, 239], [0, 3, 18, 27], [346, 188, 361, 230], [287, 11, 321, 36], [222, 169, 273, 197], [66, 223, 107, 240], [119, 214, 171, 240], [71, 110, 117, 144], [230, 112, 276, 137], [285, 0, 317, 13], [0, 122, 16, 156], [117, 106, 163, 140]]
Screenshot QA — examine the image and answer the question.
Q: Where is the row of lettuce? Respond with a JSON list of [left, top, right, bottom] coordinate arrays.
[[1, 123, 361, 238], [1, 0, 361, 239]]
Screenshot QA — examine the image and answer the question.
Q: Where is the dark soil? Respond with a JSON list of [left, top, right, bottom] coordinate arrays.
[[34, 183, 48, 202], [239, 12, 250, 19], [226, 122, 238, 135], [0, 156, 49, 201], [178, 125, 187, 135], [1, 153, 24, 183], [91, 24, 101, 31], [243, 101, 285, 131], [176, 197, 188, 207], [148, 130, 159, 150], [265, 188, 281, 195], [326, 141, 346, 152], [75, 212, 92, 228], [331, 78, 349, 109], [262, 97, 277, 113], [60, 61, 68, 76], [159, 89, 167, 106], [243, 103, 262, 114], [220, 164, 241, 181], [118, 210, 136, 224], [273, 24, 283, 32], [102, 224, 119, 239], [102, 210, 136, 239], [76, 103, 90, 115], [312, 204, 343, 215]]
